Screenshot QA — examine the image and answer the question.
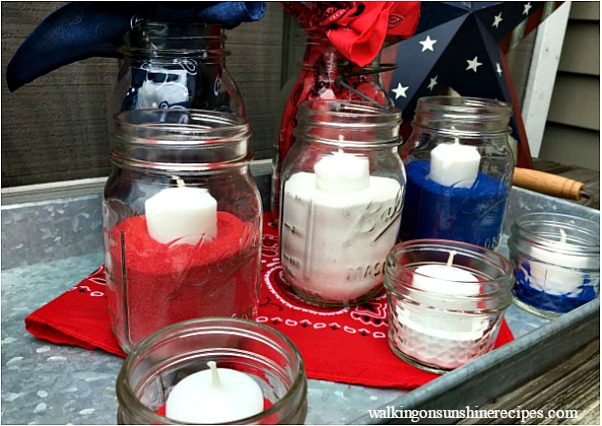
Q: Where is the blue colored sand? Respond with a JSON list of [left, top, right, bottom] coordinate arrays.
[[400, 160, 509, 249], [513, 261, 596, 313]]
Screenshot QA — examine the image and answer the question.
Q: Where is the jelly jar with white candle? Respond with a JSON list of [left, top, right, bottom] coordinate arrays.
[[279, 100, 406, 307], [400, 96, 514, 250], [384, 239, 514, 373], [508, 212, 600, 318], [103, 109, 262, 352], [116, 318, 308, 424]]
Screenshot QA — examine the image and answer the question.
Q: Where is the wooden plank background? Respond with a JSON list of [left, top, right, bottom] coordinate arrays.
[[1, 2, 285, 187], [2, 2, 539, 188]]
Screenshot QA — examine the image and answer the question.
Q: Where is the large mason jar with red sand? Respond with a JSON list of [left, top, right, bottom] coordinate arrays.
[[103, 109, 262, 352]]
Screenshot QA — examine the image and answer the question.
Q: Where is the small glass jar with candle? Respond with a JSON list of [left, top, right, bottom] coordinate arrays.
[[400, 96, 514, 250], [116, 318, 307, 424], [508, 212, 600, 318], [279, 100, 405, 307], [103, 109, 262, 352], [384, 239, 514, 373]]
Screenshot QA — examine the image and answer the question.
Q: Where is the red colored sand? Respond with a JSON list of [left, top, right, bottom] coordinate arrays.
[[106, 212, 259, 348]]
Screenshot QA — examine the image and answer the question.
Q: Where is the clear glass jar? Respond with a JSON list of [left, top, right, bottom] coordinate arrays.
[[279, 100, 405, 307], [270, 31, 393, 223], [112, 21, 244, 115], [400, 96, 514, 250], [508, 212, 600, 318], [103, 109, 262, 352], [384, 239, 514, 373], [116, 318, 307, 424]]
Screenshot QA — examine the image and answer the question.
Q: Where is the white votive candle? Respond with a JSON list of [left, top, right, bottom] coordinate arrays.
[[145, 177, 217, 245], [314, 149, 370, 193], [429, 140, 481, 188], [166, 361, 264, 424]]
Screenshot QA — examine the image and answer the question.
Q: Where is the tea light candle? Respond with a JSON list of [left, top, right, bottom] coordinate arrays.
[[145, 176, 217, 245], [412, 251, 479, 296], [429, 140, 481, 188], [314, 149, 370, 193], [166, 361, 264, 424]]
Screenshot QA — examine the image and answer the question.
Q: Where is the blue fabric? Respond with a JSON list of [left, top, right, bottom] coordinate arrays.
[[6, 1, 266, 91]]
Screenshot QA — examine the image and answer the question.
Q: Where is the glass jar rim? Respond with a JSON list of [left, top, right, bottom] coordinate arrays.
[[294, 100, 402, 147], [116, 317, 306, 425], [123, 21, 228, 57], [412, 96, 512, 137], [385, 239, 514, 290], [511, 212, 600, 255], [298, 100, 401, 125], [416, 96, 512, 117], [110, 109, 252, 171], [112, 109, 250, 145]]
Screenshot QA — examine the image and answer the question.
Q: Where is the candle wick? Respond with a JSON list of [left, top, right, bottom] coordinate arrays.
[[559, 228, 567, 244], [207, 361, 223, 390], [171, 175, 186, 188], [446, 250, 457, 267]]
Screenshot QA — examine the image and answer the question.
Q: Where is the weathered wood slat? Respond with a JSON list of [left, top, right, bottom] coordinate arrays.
[[457, 339, 600, 425]]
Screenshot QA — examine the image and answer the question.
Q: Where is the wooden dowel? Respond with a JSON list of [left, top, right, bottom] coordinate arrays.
[[512, 167, 585, 200]]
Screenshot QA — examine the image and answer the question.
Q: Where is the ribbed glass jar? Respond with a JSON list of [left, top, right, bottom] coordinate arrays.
[[112, 21, 244, 115], [385, 239, 514, 373], [279, 100, 405, 307], [103, 109, 262, 352], [508, 212, 600, 318], [116, 318, 307, 424], [400, 96, 514, 250]]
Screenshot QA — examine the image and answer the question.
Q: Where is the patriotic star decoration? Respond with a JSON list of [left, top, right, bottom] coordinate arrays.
[[384, 1, 562, 169], [466, 56, 483, 73], [392, 82, 409, 99], [492, 13, 503, 28], [427, 76, 438, 91], [419, 35, 437, 52]]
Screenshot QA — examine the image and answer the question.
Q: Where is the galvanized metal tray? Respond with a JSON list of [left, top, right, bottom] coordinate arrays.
[[0, 171, 599, 425]]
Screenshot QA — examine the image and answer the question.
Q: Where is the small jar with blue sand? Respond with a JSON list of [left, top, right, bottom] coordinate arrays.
[[508, 212, 600, 318], [399, 96, 514, 249]]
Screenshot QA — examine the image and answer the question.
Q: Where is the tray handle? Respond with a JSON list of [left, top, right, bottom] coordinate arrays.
[[512, 167, 586, 201]]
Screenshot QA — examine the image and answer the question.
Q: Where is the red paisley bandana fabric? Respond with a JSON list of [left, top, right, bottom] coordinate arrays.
[[25, 214, 514, 389]]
